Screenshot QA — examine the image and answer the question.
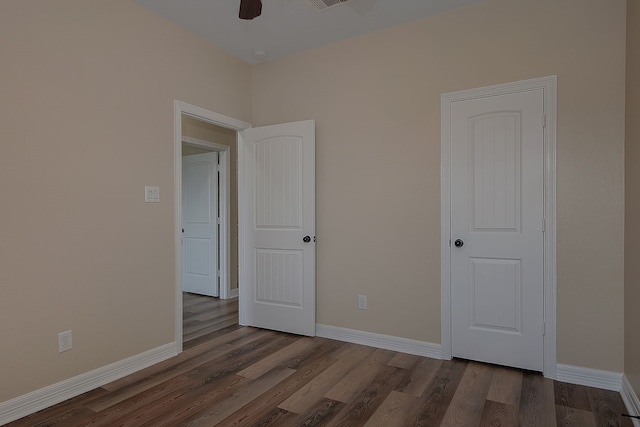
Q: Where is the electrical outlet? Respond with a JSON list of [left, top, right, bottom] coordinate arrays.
[[358, 295, 367, 310], [58, 330, 72, 353]]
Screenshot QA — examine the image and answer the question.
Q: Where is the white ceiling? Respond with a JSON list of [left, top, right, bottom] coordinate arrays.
[[136, 0, 484, 65]]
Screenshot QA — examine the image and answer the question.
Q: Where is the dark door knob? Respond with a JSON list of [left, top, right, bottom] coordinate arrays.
[[454, 239, 464, 248], [303, 236, 311, 243]]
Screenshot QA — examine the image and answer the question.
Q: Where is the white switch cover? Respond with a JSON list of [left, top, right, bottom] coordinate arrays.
[[358, 295, 367, 310], [145, 186, 160, 203]]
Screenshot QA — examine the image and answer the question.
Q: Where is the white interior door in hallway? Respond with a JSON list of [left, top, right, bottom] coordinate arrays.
[[449, 89, 545, 371], [182, 151, 219, 297], [240, 120, 316, 336]]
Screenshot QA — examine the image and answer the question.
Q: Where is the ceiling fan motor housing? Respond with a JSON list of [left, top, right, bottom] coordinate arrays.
[[239, 0, 262, 20]]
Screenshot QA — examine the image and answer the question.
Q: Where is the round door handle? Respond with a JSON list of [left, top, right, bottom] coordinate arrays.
[[454, 239, 464, 248], [303, 236, 311, 243]]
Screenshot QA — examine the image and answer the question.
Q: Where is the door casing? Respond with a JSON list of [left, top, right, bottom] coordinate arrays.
[[440, 76, 557, 378], [174, 101, 251, 353]]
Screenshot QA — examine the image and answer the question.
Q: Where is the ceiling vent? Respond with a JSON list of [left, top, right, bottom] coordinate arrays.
[[305, 0, 349, 13]]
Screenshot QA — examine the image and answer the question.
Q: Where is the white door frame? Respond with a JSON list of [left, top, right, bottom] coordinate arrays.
[[182, 136, 228, 298], [174, 100, 251, 353], [440, 76, 557, 378]]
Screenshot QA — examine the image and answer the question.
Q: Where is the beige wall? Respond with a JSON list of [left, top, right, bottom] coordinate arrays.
[[0, 0, 251, 402], [626, 0, 640, 393], [181, 116, 239, 291], [252, 0, 627, 372]]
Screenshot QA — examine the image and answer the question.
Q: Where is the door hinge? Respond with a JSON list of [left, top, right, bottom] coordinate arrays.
[[217, 217, 221, 225], [217, 269, 221, 277], [542, 321, 546, 336], [542, 218, 546, 232], [448, 239, 451, 247], [542, 113, 547, 128]]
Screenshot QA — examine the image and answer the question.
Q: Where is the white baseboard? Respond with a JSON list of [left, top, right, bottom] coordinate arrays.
[[228, 288, 239, 299], [556, 363, 623, 391], [0, 342, 177, 426], [622, 375, 640, 427], [316, 324, 442, 359]]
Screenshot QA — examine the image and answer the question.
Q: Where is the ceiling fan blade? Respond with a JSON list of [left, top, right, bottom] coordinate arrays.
[[239, 0, 262, 20]]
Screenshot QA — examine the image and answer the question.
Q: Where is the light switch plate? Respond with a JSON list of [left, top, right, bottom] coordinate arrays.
[[145, 186, 160, 202], [358, 295, 367, 310]]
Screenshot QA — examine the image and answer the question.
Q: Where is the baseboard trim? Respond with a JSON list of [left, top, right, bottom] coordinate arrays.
[[622, 375, 640, 427], [556, 363, 623, 391], [0, 342, 177, 426], [228, 288, 239, 299], [316, 324, 441, 359]]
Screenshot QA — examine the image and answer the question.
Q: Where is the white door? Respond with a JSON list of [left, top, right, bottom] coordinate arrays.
[[241, 120, 315, 336], [182, 152, 219, 297], [450, 89, 544, 371]]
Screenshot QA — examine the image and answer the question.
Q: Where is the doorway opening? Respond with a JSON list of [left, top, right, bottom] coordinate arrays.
[[181, 117, 235, 299], [174, 101, 251, 352], [175, 101, 317, 350]]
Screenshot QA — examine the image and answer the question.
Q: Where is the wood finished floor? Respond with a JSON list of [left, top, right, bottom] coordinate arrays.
[[7, 293, 633, 427]]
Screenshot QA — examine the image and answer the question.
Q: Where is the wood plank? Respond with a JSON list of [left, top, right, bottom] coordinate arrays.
[[395, 357, 442, 397], [237, 337, 317, 379], [324, 348, 396, 403], [99, 325, 255, 392], [217, 341, 340, 426], [84, 329, 274, 412], [290, 398, 345, 427], [184, 310, 238, 332], [178, 368, 297, 427], [478, 400, 518, 427], [440, 361, 494, 427], [363, 390, 420, 427], [135, 370, 251, 426], [587, 386, 634, 427], [555, 405, 597, 427], [116, 334, 294, 426], [78, 375, 200, 427], [182, 292, 209, 307], [554, 381, 592, 411], [282, 337, 341, 370], [100, 335, 287, 426], [183, 304, 236, 321], [183, 323, 244, 349], [487, 365, 523, 406], [404, 358, 468, 426], [326, 364, 409, 426], [519, 371, 557, 427], [241, 407, 299, 427], [6, 388, 107, 427], [183, 317, 240, 342], [278, 344, 375, 414], [183, 332, 295, 380], [388, 353, 419, 369]]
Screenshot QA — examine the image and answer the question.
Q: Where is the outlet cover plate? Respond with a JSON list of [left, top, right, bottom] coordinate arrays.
[[58, 330, 72, 353], [358, 295, 367, 310]]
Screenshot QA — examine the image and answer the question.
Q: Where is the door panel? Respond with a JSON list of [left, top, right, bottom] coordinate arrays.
[[450, 90, 544, 371], [469, 258, 521, 333], [182, 152, 219, 297], [241, 120, 315, 336]]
